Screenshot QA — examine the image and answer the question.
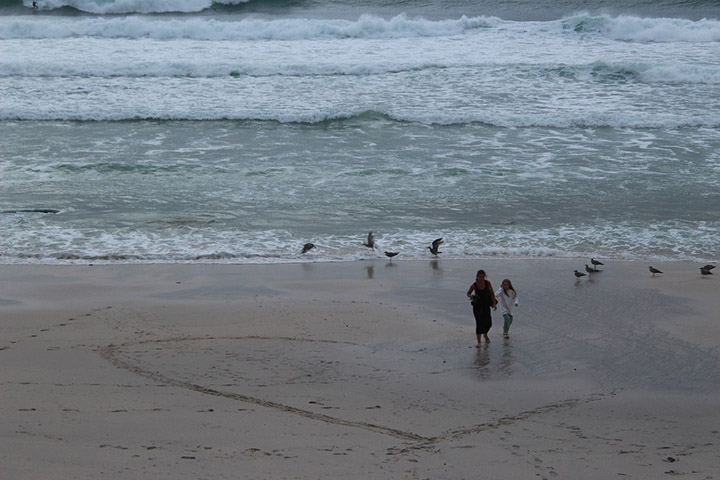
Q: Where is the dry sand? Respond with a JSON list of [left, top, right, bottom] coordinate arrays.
[[1, 259, 718, 479]]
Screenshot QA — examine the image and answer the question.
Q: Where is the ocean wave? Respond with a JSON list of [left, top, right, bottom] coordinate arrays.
[[0, 13, 494, 40], [0, 61, 450, 79], [4, 10, 718, 43], [564, 14, 720, 42], [4, 59, 719, 85], [586, 61, 720, 84], [3, 109, 719, 129]]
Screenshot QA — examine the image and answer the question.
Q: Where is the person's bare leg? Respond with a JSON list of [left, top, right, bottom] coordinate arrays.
[[483, 333, 490, 343], [476, 333, 483, 347]]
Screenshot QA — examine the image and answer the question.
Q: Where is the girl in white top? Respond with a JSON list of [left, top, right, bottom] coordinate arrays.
[[495, 279, 518, 339]]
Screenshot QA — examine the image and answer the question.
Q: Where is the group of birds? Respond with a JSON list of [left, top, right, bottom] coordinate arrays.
[[301, 232, 444, 260], [573, 258, 605, 279], [647, 264, 715, 277], [303, 237, 716, 278], [574, 260, 716, 280]]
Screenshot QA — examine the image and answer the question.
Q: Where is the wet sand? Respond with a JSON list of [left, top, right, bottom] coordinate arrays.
[[1, 259, 718, 479]]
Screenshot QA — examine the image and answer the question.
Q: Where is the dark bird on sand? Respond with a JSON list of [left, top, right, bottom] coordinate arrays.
[[301, 243, 315, 254], [384, 251, 399, 260], [700, 267, 713, 277], [574, 270, 586, 279], [428, 238, 443, 256], [585, 264, 600, 274], [702, 264, 716, 271], [591, 258, 604, 268], [649, 266, 663, 276], [363, 231, 375, 250]]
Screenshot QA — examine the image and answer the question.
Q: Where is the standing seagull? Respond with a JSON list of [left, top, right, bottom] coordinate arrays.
[[648, 266, 663, 276], [574, 270, 586, 279], [700, 266, 713, 277], [384, 251, 399, 261], [363, 231, 375, 250], [301, 243, 315, 254], [428, 238, 443, 256], [591, 258, 604, 268], [585, 264, 600, 274]]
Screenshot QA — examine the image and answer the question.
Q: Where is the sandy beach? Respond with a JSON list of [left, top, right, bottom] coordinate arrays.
[[1, 259, 718, 479]]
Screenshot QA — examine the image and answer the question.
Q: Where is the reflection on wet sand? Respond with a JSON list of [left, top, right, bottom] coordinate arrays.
[[472, 339, 516, 380], [499, 339, 515, 377], [473, 346, 491, 379]]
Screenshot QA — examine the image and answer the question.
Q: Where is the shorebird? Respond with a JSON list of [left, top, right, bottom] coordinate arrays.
[[591, 258, 604, 268], [301, 243, 315, 254], [700, 267, 713, 277], [384, 251, 399, 260], [701, 264, 716, 271], [574, 270, 586, 279], [648, 266, 663, 276], [428, 238, 443, 256], [585, 264, 600, 274], [363, 231, 375, 250]]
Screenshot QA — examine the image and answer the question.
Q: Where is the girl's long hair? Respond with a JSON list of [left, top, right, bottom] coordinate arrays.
[[502, 279, 516, 293]]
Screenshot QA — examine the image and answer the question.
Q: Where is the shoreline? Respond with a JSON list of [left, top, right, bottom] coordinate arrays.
[[1, 253, 716, 267], [2, 259, 718, 478]]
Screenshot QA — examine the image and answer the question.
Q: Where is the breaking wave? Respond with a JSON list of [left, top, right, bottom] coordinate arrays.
[[0, 13, 494, 40], [564, 14, 720, 42], [2, 11, 719, 42]]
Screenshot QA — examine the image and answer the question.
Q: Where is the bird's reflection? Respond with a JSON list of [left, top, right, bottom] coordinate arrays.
[[430, 259, 443, 276], [365, 264, 375, 279]]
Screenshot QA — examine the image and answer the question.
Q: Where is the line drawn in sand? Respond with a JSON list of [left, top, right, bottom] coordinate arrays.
[[98, 335, 606, 446]]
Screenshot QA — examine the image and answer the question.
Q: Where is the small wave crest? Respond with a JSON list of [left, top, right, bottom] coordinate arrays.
[[0, 61, 449, 79], [5, 60, 718, 86], [586, 61, 720, 85], [3, 109, 720, 129]]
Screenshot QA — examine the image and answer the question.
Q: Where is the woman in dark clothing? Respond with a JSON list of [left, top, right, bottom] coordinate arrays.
[[466, 269, 498, 346]]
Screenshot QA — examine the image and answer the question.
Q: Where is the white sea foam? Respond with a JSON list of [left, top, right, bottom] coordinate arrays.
[[5, 13, 717, 43], [1, 221, 716, 265], [604, 15, 720, 42]]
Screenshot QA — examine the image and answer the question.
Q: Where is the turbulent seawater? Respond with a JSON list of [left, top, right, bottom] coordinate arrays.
[[1, 0, 719, 264]]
